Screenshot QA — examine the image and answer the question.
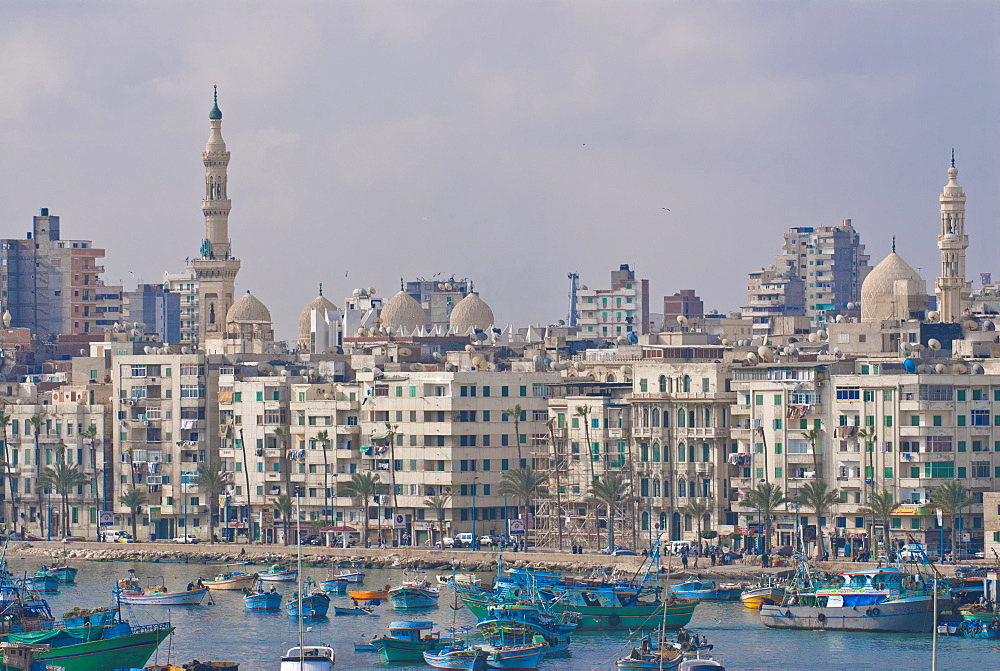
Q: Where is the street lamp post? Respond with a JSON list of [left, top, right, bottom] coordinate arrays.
[[46, 489, 51, 542], [376, 495, 382, 548], [472, 477, 479, 551]]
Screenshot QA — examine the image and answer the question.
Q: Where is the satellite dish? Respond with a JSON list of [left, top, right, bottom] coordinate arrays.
[[721, 338, 731, 346], [911, 343, 924, 353], [972, 363, 985, 374], [917, 364, 932, 374], [835, 315, 844, 323], [808, 333, 819, 343], [353, 288, 361, 297], [143, 346, 152, 354], [181, 346, 190, 354], [846, 302, 856, 309], [471, 356, 485, 366], [964, 320, 979, 331], [372, 317, 383, 325], [900, 342, 912, 353], [676, 315, 689, 326], [746, 352, 759, 364], [398, 347, 412, 357], [409, 363, 424, 372], [432, 352, 443, 361], [926, 310, 940, 322], [367, 287, 376, 295], [757, 346, 773, 361], [927, 339, 942, 350], [953, 363, 968, 374], [983, 320, 995, 332], [903, 359, 917, 373], [935, 363, 947, 374], [79, 349, 87, 356], [816, 330, 828, 340], [465, 344, 475, 352], [617, 336, 629, 345], [445, 363, 457, 372]]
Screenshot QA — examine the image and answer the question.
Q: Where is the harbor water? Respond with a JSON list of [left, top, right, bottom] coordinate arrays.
[[9, 558, 998, 670]]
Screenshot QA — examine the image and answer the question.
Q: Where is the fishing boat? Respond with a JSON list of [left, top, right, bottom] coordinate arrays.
[[678, 657, 726, 670], [244, 579, 283, 611], [279, 645, 336, 671], [475, 642, 546, 670], [115, 572, 208, 606], [259, 564, 298, 582], [319, 577, 348, 594], [438, 573, 481, 587], [616, 640, 683, 670], [287, 589, 331, 617], [670, 580, 741, 602], [760, 559, 949, 633], [203, 564, 258, 591], [278, 493, 335, 670], [960, 619, 1000, 639], [475, 604, 578, 655], [14, 620, 175, 671], [35, 560, 77, 584], [24, 575, 59, 593], [423, 647, 488, 670], [370, 620, 457, 662], [389, 571, 441, 609], [543, 586, 697, 630], [349, 587, 390, 601], [739, 580, 785, 610], [354, 641, 378, 652], [333, 605, 374, 616], [331, 570, 365, 583]]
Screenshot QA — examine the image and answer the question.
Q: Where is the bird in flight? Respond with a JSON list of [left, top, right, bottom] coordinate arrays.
[[661, 207, 670, 211]]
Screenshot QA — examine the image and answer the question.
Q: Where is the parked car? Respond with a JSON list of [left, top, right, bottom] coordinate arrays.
[[455, 533, 475, 547], [172, 534, 200, 544], [436, 536, 460, 548], [103, 530, 134, 543], [479, 535, 500, 547], [61, 536, 86, 543]]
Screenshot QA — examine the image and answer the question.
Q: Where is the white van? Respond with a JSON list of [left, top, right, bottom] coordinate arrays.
[[661, 539, 693, 556], [103, 530, 135, 543]]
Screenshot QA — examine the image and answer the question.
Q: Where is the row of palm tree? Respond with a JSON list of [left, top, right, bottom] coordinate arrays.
[[740, 478, 977, 559]]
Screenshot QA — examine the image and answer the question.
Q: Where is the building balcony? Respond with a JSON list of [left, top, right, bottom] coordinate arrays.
[[785, 452, 816, 462], [265, 449, 282, 458], [684, 427, 727, 439], [219, 449, 235, 458], [264, 472, 282, 482]]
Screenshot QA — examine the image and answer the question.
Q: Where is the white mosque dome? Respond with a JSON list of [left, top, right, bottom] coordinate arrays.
[[861, 252, 923, 322], [380, 291, 426, 332], [227, 290, 272, 324], [449, 293, 495, 332], [298, 293, 339, 348]]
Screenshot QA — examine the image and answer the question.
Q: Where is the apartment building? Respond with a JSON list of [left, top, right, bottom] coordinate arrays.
[[576, 264, 651, 337], [163, 265, 199, 345]]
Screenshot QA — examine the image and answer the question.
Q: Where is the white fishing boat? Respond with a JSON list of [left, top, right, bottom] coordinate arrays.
[[260, 564, 299, 582], [115, 571, 208, 606]]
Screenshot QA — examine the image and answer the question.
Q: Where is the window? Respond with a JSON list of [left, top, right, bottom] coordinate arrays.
[[957, 389, 967, 401], [836, 386, 860, 400], [925, 461, 955, 479], [972, 461, 990, 478], [180, 385, 204, 398], [884, 466, 893, 479], [972, 410, 989, 426], [927, 436, 952, 452]]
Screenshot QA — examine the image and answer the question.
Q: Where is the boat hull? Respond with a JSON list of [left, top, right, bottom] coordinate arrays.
[[279, 645, 335, 671], [244, 592, 283, 610], [740, 587, 784, 610], [423, 649, 488, 670], [34, 623, 174, 671], [260, 569, 298, 582], [372, 636, 450, 662], [480, 643, 546, 670], [760, 596, 948, 633], [118, 588, 207, 605], [38, 567, 78, 584], [319, 578, 348, 594], [205, 573, 257, 590], [349, 589, 388, 600], [287, 594, 331, 617], [390, 587, 440, 609]]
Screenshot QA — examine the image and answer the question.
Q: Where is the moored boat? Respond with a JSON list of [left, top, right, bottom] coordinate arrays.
[[10, 620, 175, 671], [204, 565, 258, 591], [36, 558, 77, 584], [244, 579, 283, 611], [438, 573, 481, 587], [319, 578, 348, 594], [423, 646, 488, 670], [739, 581, 784, 610], [259, 563, 298, 582], [475, 642, 546, 670], [332, 570, 365, 583], [333, 605, 374, 616], [349, 586, 390, 601], [370, 620, 456, 662], [287, 591, 331, 617], [279, 645, 335, 671], [115, 572, 208, 606], [760, 561, 949, 633], [670, 580, 741, 602], [389, 583, 440, 609], [24, 575, 59, 593]]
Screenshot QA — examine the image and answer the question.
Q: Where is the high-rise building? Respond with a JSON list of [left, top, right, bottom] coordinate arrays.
[[742, 270, 806, 336], [575, 264, 651, 337], [663, 290, 704, 327], [405, 277, 471, 329], [163, 264, 198, 345], [773, 220, 870, 327], [935, 154, 970, 323], [0, 209, 119, 335], [124, 283, 181, 343], [192, 88, 240, 353]]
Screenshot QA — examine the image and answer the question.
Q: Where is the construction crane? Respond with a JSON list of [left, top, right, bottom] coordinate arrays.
[[567, 272, 579, 327]]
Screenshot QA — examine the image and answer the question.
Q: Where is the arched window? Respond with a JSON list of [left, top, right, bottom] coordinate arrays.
[[641, 407, 649, 426], [683, 375, 691, 393], [678, 479, 687, 497], [641, 511, 649, 531], [684, 514, 693, 531], [663, 443, 670, 462], [688, 444, 695, 462], [702, 444, 710, 462], [653, 479, 660, 497], [689, 410, 696, 428], [659, 375, 667, 392], [640, 478, 649, 496], [640, 443, 649, 462], [607, 374, 616, 383], [660, 512, 668, 533], [678, 443, 686, 462], [652, 409, 660, 427], [704, 408, 711, 426], [639, 378, 648, 393], [677, 410, 685, 427], [663, 480, 671, 497], [652, 443, 660, 461]]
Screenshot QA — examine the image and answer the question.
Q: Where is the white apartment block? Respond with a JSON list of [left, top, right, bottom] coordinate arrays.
[[163, 266, 199, 345]]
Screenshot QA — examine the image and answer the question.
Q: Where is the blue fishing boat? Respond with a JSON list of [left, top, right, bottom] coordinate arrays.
[[334, 605, 374, 616], [319, 577, 348, 594], [370, 620, 457, 662], [36, 557, 78, 584], [287, 591, 331, 617], [476, 642, 546, 669], [475, 604, 578, 655], [259, 563, 298, 582], [961, 619, 1000, 638], [25, 575, 60, 592], [389, 570, 440, 609], [244, 579, 283, 611]]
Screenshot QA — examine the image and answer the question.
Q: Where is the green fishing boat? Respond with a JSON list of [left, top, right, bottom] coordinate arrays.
[[547, 598, 697, 630], [9, 621, 174, 671], [370, 620, 456, 662]]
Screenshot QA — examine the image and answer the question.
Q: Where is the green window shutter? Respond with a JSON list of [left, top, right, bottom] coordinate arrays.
[[233, 392, 241, 402], [883, 466, 893, 479], [910, 466, 920, 478], [884, 416, 892, 427], [958, 415, 966, 427], [775, 467, 782, 478], [774, 443, 782, 454], [756, 468, 764, 479], [957, 390, 966, 401], [255, 391, 263, 402], [958, 467, 967, 478], [774, 395, 782, 405]]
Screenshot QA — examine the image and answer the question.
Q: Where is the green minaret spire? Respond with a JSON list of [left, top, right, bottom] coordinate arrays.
[[209, 85, 222, 120]]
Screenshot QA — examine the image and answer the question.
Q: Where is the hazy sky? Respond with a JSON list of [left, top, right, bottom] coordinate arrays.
[[1, 2, 998, 342]]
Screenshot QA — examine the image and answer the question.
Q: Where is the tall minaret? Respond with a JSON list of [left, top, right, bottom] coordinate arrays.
[[934, 150, 969, 323], [192, 87, 241, 352]]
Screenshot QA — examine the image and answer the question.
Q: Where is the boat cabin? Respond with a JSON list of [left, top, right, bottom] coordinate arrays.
[[387, 621, 435, 642]]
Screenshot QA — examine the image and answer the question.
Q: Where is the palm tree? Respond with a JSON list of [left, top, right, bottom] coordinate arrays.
[[859, 489, 902, 559], [586, 473, 631, 551], [0, 410, 15, 533], [36, 460, 89, 536], [315, 429, 332, 524], [271, 494, 295, 546], [119, 489, 147, 540], [504, 405, 524, 467], [27, 415, 44, 536], [929, 480, 975, 560], [793, 480, 841, 559], [575, 406, 595, 482], [422, 493, 451, 546], [741, 482, 787, 554], [802, 426, 824, 479], [195, 463, 229, 543], [80, 424, 101, 539], [272, 426, 292, 495], [498, 467, 548, 549], [340, 472, 386, 547]]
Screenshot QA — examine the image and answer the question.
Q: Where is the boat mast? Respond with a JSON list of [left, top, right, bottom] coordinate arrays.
[[295, 490, 304, 663]]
